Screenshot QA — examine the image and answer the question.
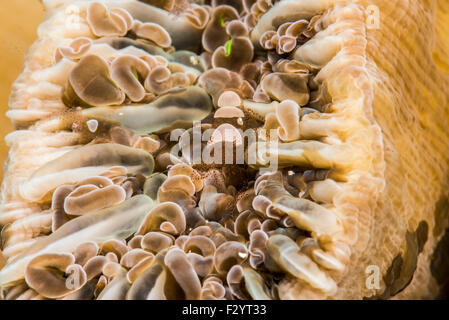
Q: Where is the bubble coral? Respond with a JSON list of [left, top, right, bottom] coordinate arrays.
[[1, 0, 449, 302]]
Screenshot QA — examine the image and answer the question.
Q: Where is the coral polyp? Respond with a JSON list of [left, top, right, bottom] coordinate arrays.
[[1, 0, 449, 300]]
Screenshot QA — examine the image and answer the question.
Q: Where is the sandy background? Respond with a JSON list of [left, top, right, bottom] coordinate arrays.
[[0, 0, 44, 181]]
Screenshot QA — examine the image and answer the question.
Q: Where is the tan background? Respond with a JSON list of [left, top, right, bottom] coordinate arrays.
[[0, 0, 44, 181]]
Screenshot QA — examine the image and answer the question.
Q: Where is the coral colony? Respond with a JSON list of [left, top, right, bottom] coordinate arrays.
[[1, 0, 449, 300]]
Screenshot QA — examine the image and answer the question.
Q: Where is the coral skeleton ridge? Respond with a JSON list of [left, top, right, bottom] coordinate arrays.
[[0, 0, 449, 300]]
